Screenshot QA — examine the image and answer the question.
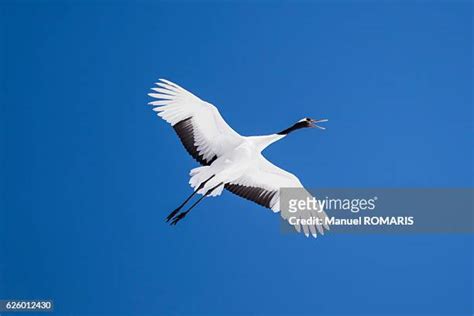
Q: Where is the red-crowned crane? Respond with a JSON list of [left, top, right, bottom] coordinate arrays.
[[148, 79, 329, 238]]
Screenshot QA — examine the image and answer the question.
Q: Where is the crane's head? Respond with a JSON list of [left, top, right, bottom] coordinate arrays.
[[300, 117, 328, 130], [277, 117, 328, 135]]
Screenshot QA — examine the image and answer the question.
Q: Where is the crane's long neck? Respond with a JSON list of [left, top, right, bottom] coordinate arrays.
[[247, 134, 286, 152], [248, 121, 311, 152], [277, 121, 310, 135]]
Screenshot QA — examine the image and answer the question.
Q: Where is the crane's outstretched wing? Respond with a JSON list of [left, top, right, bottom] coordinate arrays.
[[149, 79, 243, 165], [225, 155, 329, 238]]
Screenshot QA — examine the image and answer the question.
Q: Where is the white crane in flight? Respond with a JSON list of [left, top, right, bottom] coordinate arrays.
[[148, 79, 329, 238]]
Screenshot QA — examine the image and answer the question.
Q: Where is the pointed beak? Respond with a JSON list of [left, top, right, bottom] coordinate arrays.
[[309, 118, 328, 130]]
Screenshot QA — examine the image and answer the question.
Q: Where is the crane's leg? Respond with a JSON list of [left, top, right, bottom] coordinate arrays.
[[165, 175, 215, 222], [170, 182, 223, 226]]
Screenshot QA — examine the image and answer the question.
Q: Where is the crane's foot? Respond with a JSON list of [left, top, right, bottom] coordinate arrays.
[[165, 207, 181, 222], [170, 211, 189, 225]]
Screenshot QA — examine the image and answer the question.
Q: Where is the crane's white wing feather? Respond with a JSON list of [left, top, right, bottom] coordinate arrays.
[[149, 79, 243, 165], [226, 154, 329, 238]]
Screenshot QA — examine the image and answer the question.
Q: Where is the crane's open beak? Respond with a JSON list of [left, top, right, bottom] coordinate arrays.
[[309, 118, 328, 130]]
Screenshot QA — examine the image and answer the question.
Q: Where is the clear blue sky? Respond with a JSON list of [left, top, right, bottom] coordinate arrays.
[[1, 1, 472, 315]]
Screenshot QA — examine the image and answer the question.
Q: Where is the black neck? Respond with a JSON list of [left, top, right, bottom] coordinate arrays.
[[277, 121, 308, 135]]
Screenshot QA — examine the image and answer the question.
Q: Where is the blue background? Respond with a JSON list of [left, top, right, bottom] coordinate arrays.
[[1, 1, 472, 315]]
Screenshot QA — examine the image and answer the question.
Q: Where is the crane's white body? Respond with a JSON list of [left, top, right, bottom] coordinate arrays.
[[149, 79, 329, 237], [189, 134, 285, 198]]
